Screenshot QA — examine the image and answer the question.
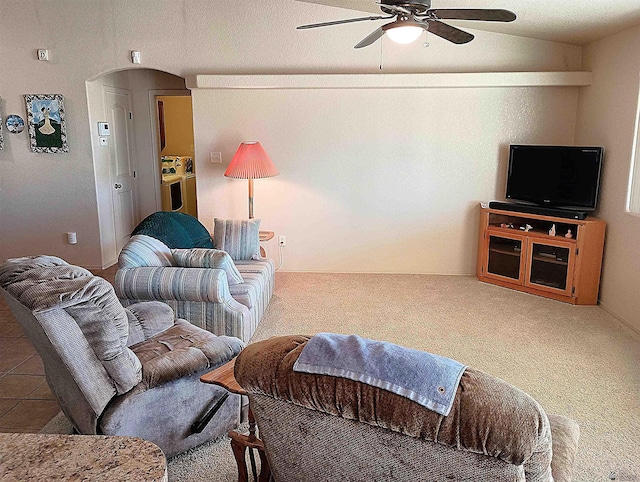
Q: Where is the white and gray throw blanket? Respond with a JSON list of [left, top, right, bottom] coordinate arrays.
[[293, 333, 467, 416]]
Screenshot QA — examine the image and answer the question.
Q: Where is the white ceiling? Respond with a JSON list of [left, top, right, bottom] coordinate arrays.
[[295, 0, 640, 46]]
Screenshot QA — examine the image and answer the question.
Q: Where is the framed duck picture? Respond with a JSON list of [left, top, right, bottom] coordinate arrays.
[[24, 94, 69, 153]]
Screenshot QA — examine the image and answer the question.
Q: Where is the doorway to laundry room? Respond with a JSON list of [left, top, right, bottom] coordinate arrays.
[[155, 95, 197, 218]]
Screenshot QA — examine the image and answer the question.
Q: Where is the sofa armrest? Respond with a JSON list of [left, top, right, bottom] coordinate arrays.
[[171, 248, 243, 285], [125, 301, 175, 346], [115, 266, 234, 304]]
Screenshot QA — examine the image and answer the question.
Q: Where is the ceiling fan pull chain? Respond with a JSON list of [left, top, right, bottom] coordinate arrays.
[[379, 38, 384, 70]]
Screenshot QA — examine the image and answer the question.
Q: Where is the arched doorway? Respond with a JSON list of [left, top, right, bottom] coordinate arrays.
[[86, 68, 195, 267]]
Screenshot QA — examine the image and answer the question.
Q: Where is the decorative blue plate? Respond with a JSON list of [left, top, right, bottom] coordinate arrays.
[[6, 115, 25, 134]]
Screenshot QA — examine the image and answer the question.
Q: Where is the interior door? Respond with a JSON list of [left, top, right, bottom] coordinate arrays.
[[104, 87, 138, 254]]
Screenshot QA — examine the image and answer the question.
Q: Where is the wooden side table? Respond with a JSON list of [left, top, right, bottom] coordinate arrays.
[[259, 230, 274, 258], [201, 358, 271, 482]]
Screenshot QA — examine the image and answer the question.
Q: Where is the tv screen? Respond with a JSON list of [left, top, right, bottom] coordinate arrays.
[[506, 145, 604, 211]]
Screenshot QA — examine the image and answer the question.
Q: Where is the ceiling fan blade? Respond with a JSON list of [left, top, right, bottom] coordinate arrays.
[[428, 9, 516, 22], [297, 15, 392, 30], [424, 20, 474, 44], [354, 26, 386, 48]]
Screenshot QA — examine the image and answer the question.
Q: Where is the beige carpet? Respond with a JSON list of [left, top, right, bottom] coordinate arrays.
[[43, 272, 640, 481]]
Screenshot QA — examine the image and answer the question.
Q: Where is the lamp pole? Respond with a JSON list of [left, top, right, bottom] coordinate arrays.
[[248, 178, 254, 219]]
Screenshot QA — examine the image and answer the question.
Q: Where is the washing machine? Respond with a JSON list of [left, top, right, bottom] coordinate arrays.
[[161, 174, 186, 213]]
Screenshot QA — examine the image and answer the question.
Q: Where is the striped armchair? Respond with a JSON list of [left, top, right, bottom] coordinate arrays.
[[115, 215, 274, 343]]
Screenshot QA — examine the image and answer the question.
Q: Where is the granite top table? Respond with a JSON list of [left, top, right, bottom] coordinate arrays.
[[0, 433, 167, 481]]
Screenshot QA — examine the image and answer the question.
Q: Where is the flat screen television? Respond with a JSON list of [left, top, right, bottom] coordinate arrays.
[[505, 145, 604, 212]]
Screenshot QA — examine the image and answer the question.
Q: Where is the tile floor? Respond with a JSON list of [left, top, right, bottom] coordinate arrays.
[[0, 265, 117, 433]]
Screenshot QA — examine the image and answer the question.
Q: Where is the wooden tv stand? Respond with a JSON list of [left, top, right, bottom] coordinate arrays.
[[477, 207, 606, 305]]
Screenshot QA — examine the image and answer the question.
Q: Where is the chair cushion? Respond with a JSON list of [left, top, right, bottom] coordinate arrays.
[[118, 235, 175, 268], [213, 218, 261, 261], [0, 255, 87, 288], [131, 211, 213, 249], [0, 256, 142, 395], [228, 275, 260, 310], [130, 319, 244, 391], [172, 248, 243, 286], [125, 301, 175, 346]]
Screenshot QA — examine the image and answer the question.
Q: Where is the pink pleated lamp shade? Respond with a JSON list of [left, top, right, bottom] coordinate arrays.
[[224, 141, 279, 179]]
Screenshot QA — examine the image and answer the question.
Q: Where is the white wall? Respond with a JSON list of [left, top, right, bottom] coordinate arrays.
[[193, 84, 579, 273], [0, 0, 583, 270], [575, 25, 640, 332]]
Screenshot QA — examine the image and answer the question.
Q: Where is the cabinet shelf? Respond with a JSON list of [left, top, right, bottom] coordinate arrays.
[[531, 254, 568, 266], [489, 247, 521, 257], [487, 226, 577, 243], [477, 207, 606, 305]]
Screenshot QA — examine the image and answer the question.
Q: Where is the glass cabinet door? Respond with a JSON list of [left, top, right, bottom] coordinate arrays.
[[485, 234, 525, 283], [525, 240, 575, 295]]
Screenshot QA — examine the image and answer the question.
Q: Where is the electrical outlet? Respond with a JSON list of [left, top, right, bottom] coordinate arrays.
[[279, 235, 286, 247], [37, 49, 49, 61]]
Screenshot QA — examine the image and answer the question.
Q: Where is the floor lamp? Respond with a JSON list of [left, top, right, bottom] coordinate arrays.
[[224, 141, 279, 219]]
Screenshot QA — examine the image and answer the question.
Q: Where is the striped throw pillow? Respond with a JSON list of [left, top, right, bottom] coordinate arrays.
[[213, 218, 261, 261], [172, 248, 244, 285]]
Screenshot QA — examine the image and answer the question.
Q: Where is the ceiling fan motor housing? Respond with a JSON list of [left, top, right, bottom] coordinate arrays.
[[381, 1, 432, 16]]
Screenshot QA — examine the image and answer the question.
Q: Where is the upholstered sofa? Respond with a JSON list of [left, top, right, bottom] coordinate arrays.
[[235, 335, 581, 482], [0, 255, 245, 457], [114, 213, 274, 343]]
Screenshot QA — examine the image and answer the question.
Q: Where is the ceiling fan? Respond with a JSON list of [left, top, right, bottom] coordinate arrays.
[[297, 0, 516, 48]]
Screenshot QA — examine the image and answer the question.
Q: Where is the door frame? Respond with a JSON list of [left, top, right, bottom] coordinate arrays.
[[147, 90, 192, 211]]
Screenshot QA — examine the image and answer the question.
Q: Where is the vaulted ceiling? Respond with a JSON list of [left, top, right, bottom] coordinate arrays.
[[296, 0, 640, 46]]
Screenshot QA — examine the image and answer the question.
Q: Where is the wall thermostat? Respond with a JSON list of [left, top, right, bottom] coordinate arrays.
[[98, 122, 110, 136]]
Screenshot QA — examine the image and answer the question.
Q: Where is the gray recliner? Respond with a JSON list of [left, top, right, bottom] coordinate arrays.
[[0, 255, 244, 457]]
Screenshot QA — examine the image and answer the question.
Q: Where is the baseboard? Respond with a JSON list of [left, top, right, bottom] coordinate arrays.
[[277, 270, 473, 275], [598, 301, 640, 337], [83, 262, 116, 270], [100, 258, 118, 270]]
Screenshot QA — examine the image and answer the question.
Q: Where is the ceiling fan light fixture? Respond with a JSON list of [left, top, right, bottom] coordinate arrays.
[[386, 25, 424, 44]]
